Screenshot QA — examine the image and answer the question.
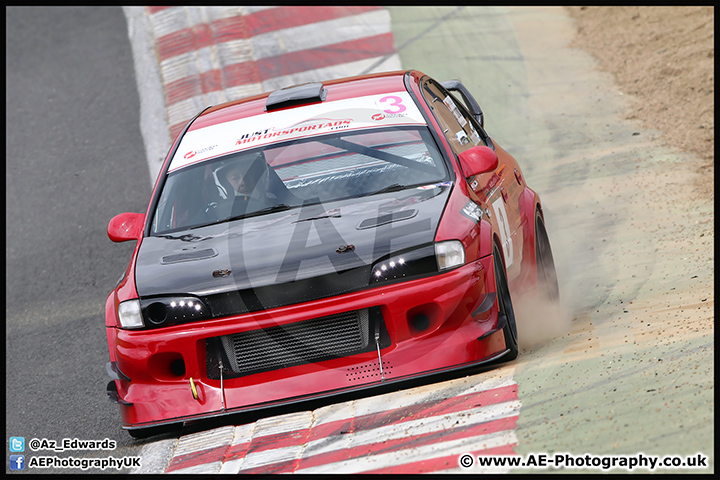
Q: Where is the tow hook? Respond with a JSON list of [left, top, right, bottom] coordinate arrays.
[[190, 377, 198, 400], [375, 322, 385, 382]]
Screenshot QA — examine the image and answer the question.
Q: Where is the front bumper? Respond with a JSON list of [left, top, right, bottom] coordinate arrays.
[[107, 255, 507, 429]]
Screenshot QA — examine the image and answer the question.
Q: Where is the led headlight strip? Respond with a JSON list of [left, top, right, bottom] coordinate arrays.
[[140, 296, 211, 328], [118, 297, 211, 329], [370, 240, 465, 284]]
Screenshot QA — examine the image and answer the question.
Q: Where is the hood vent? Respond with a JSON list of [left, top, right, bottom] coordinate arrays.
[[160, 248, 217, 264], [357, 209, 418, 230]]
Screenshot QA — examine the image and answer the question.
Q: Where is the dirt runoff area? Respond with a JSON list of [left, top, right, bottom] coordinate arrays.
[[565, 6, 714, 198]]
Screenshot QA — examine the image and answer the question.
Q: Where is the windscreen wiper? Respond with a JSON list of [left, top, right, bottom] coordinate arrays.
[[192, 203, 293, 229], [228, 203, 292, 222], [359, 183, 408, 197]]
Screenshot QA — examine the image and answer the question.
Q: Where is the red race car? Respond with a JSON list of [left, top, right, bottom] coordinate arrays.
[[105, 70, 558, 437]]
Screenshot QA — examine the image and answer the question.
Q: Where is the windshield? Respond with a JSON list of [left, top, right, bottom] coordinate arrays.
[[151, 126, 449, 235]]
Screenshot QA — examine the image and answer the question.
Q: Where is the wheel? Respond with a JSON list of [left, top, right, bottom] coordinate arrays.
[[494, 245, 519, 361], [535, 211, 559, 303]]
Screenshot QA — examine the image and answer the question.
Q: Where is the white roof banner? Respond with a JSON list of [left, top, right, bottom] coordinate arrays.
[[169, 92, 427, 172]]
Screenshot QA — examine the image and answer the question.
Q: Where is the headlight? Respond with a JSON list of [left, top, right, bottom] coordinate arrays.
[[118, 300, 144, 329], [370, 245, 436, 283], [435, 240, 465, 270], [370, 240, 466, 284], [139, 296, 211, 328]]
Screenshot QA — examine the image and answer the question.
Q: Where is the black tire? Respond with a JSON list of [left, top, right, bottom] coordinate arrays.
[[494, 245, 519, 361], [535, 212, 559, 303]]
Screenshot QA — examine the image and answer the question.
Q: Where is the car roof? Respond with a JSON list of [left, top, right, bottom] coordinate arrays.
[[168, 70, 430, 172], [188, 70, 414, 132]]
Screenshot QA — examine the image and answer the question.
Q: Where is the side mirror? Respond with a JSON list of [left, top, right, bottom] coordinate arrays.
[[458, 145, 498, 177], [107, 212, 145, 243]]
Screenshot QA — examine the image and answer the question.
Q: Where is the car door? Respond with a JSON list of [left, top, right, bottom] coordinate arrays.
[[419, 77, 524, 280]]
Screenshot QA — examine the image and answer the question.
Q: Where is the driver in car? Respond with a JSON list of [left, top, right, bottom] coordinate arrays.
[[224, 161, 257, 200], [217, 153, 281, 217]]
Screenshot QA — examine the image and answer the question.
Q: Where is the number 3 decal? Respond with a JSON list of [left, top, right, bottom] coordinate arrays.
[[492, 197, 514, 268], [379, 95, 407, 114]]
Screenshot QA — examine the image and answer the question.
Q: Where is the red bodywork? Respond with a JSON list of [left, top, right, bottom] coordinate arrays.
[[106, 70, 545, 431]]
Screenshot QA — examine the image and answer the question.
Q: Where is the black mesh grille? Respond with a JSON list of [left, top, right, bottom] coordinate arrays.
[[206, 307, 389, 379]]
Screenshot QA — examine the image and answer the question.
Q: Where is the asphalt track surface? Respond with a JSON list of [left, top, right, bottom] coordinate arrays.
[[6, 6, 151, 475], [5, 6, 713, 474]]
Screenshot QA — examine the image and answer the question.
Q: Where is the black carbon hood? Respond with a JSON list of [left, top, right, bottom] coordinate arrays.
[[134, 184, 451, 315]]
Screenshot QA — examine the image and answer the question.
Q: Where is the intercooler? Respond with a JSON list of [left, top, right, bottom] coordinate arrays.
[[205, 307, 390, 379]]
